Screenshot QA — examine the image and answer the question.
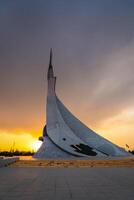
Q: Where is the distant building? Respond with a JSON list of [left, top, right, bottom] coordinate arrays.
[[34, 50, 130, 159]]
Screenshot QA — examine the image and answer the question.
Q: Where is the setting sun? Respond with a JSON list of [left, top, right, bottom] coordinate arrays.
[[30, 140, 42, 152]]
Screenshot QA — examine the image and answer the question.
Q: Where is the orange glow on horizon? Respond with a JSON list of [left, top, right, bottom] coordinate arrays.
[[0, 107, 134, 151], [0, 130, 42, 152]]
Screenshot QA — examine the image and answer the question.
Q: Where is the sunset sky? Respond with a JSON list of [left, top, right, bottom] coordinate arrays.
[[0, 0, 134, 151]]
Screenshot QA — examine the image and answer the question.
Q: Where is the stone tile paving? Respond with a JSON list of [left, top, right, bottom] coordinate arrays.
[[0, 167, 134, 200]]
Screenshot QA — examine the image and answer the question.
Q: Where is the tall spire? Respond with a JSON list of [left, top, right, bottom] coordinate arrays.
[[47, 48, 54, 79], [49, 48, 52, 68]]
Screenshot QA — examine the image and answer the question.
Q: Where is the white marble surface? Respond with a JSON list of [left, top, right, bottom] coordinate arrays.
[[34, 136, 75, 159]]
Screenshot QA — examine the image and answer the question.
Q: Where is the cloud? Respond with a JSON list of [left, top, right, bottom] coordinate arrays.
[[84, 42, 134, 124], [0, 0, 134, 149]]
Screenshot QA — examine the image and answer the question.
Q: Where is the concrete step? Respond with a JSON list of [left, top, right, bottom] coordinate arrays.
[[10, 157, 134, 167]]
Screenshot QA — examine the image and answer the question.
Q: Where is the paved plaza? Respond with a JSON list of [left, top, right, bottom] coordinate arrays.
[[0, 167, 134, 200]]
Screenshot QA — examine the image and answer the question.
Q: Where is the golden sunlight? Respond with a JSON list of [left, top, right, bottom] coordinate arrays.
[[30, 140, 42, 152], [0, 130, 42, 151], [97, 107, 134, 150]]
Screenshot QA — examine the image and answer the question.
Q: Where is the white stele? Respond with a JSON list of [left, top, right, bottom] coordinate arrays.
[[34, 49, 130, 159]]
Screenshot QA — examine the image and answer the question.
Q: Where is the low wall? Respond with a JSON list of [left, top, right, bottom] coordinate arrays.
[[0, 157, 19, 168]]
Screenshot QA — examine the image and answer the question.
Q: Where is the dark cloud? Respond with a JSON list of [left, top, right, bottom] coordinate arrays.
[[0, 0, 134, 131]]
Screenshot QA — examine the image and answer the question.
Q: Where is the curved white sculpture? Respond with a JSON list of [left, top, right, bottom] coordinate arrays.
[[34, 49, 130, 158]]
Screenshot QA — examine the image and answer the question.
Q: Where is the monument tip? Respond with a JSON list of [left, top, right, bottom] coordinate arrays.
[[49, 48, 53, 67]]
